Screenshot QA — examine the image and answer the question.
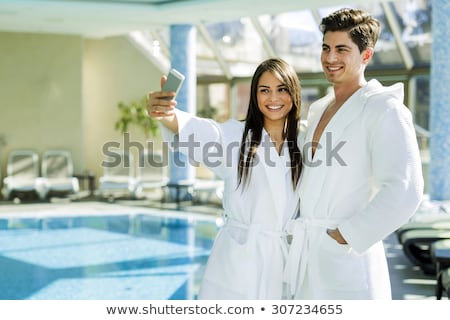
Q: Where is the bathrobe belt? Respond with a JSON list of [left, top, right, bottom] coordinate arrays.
[[283, 217, 341, 298], [225, 218, 289, 299]]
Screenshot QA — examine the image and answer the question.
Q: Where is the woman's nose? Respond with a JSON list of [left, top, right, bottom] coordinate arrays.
[[269, 91, 279, 101]]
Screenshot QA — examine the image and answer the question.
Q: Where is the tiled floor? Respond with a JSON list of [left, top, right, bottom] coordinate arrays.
[[0, 199, 447, 300]]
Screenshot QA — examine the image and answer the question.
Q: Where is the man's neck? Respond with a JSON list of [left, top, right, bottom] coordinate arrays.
[[333, 79, 367, 105]]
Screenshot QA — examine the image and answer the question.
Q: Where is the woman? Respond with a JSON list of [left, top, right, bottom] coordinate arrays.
[[147, 58, 303, 299]]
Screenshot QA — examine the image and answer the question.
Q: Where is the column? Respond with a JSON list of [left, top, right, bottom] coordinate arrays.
[[429, 0, 450, 200], [167, 24, 196, 204]]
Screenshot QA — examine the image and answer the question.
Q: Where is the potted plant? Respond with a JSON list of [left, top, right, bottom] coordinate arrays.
[[115, 96, 159, 139]]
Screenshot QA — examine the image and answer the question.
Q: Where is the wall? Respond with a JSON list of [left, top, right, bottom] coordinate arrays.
[[0, 32, 83, 177], [82, 36, 162, 181], [0, 31, 163, 189]]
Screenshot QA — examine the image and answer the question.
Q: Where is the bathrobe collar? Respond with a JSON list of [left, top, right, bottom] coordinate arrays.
[[255, 129, 294, 224], [297, 79, 405, 208]]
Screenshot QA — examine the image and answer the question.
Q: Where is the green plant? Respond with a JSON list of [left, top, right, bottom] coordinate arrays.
[[197, 105, 218, 119], [115, 96, 159, 138]]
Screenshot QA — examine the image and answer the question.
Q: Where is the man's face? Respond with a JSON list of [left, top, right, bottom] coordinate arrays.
[[321, 31, 371, 86]]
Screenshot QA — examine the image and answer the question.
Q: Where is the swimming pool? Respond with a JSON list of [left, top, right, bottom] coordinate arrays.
[[0, 209, 221, 300]]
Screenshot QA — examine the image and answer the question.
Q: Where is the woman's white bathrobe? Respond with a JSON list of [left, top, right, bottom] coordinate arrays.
[[284, 79, 424, 299], [162, 110, 300, 299]]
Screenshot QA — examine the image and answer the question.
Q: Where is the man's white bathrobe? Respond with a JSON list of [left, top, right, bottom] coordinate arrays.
[[162, 110, 299, 299], [284, 79, 424, 299]]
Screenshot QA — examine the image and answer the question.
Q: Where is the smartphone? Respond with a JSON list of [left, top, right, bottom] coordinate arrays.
[[162, 68, 185, 100]]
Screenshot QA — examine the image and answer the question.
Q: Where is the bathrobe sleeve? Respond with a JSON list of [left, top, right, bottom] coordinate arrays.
[[339, 96, 424, 253], [160, 109, 242, 179]]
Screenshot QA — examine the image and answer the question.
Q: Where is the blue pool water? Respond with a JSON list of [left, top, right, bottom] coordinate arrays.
[[0, 213, 220, 300]]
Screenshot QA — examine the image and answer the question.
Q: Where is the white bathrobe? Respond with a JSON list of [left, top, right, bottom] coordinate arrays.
[[162, 110, 300, 299], [284, 79, 424, 299]]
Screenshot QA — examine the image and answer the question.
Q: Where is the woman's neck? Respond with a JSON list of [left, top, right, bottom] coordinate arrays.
[[265, 123, 285, 142], [265, 122, 286, 154]]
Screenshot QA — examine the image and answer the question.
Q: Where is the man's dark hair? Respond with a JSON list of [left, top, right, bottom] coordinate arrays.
[[320, 8, 381, 52]]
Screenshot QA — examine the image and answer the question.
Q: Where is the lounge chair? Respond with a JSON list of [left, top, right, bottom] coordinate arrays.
[[430, 239, 450, 299], [97, 150, 136, 201], [41, 150, 79, 199], [436, 268, 450, 300], [396, 218, 450, 243], [399, 228, 450, 275], [192, 176, 224, 205], [133, 150, 168, 200], [190, 166, 223, 205], [2, 149, 43, 201]]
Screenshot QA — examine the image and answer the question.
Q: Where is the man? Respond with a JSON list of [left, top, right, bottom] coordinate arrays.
[[284, 8, 424, 299]]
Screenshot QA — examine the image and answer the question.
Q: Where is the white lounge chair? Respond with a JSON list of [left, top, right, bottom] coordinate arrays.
[[192, 177, 224, 205], [97, 150, 137, 200], [192, 167, 224, 205], [2, 150, 43, 200], [134, 150, 168, 200], [41, 150, 79, 199]]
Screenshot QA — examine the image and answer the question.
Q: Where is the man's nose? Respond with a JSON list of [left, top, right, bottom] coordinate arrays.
[[326, 50, 338, 62]]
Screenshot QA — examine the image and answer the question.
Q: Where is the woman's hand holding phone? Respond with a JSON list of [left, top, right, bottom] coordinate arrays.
[[147, 69, 184, 132], [147, 69, 184, 119]]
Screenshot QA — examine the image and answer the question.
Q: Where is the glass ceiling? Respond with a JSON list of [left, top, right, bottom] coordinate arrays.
[[130, 0, 431, 80]]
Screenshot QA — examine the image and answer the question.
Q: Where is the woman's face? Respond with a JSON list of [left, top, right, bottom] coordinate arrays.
[[256, 71, 293, 128]]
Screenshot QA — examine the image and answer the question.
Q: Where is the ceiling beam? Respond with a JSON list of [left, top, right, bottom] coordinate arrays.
[[0, 0, 379, 38]]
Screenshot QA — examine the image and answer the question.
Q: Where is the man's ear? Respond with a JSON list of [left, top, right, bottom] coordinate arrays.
[[363, 47, 374, 63]]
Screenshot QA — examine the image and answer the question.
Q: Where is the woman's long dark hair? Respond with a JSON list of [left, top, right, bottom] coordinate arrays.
[[237, 58, 302, 190]]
